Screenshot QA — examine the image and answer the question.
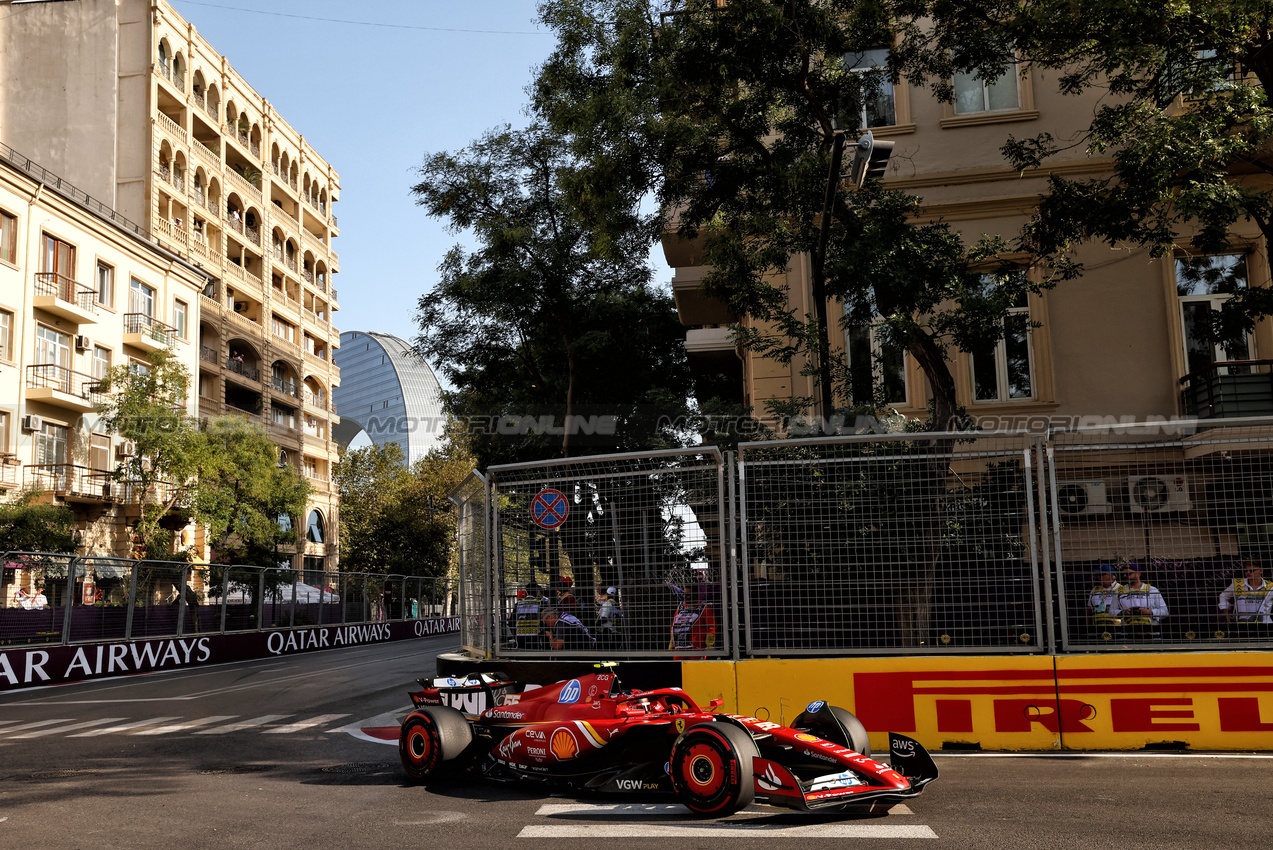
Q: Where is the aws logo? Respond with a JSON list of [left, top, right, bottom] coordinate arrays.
[[550, 728, 579, 760]]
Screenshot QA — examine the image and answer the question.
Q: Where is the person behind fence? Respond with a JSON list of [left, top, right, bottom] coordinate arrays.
[[555, 576, 581, 619], [1218, 560, 1273, 635], [541, 607, 595, 652], [1088, 564, 1124, 636], [1116, 563, 1168, 639], [595, 586, 622, 647], [669, 582, 716, 652], [31, 586, 47, 610], [512, 581, 547, 649]]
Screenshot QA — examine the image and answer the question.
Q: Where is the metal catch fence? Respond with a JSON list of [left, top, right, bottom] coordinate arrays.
[[460, 418, 1273, 659], [0, 554, 457, 647]]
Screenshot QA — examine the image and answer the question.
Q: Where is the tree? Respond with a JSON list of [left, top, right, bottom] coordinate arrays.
[[0, 491, 78, 554], [95, 349, 207, 555], [411, 123, 698, 467], [95, 352, 309, 565], [893, 0, 1273, 347], [534, 0, 1030, 432], [334, 430, 476, 577], [196, 416, 310, 567]]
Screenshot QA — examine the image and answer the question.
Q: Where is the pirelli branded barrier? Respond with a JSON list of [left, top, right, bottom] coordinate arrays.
[[682, 653, 1273, 752], [0, 617, 460, 691]]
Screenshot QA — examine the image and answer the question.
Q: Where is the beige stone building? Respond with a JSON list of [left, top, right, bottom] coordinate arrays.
[[0, 0, 341, 575], [668, 60, 1271, 431]]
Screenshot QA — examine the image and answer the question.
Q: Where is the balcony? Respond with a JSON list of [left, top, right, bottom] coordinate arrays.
[[271, 376, 300, 399], [225, 356, 261, 383], [155, 111, 187, 145], [33, 272, 97, 323], [26, 464, 117, 502], [199, 345, 219, 366], [0, 456, 18, 487], [1180, 360, 1273, 419], [123, 313, 177, 352], [26, 364, 106, 412]]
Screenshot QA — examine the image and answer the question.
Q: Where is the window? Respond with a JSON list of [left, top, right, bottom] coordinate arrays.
[[128, 278, 155, 318], [0, 310, 11, 360], [42, 234, 75, 278], [953, 65, 1020, 115], [0, 410, 8, 454], [0, 210, 16, 264], [35, 325, 70, 368], [846, 323, 908, 406], [35, 421, 68, 466], [95, 262, 114, 307], [90, 433, 110, 471], [306, 510, 325, 544], [1177, 253, 1252, 374], [173, 299, 188, 339], [844, 49, 896, 129], [272, 314, 296, 344], [92, 346, 111, 381], [971, 277, 1033, 403], [128, 358, 151, 377]]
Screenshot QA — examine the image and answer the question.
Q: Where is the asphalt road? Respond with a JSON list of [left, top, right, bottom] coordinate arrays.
[[1, 637, 1271, 849]]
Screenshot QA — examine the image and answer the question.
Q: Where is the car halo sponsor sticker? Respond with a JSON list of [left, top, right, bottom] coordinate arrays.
[[806, 700, 826, 713], [559, 679, 582, 704]]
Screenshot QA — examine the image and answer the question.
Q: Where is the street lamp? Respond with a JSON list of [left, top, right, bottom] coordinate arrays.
[[809, 130, 894, 429]]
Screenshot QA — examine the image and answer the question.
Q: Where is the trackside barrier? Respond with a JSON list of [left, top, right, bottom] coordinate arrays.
[[464, 419, 1273, 659], [0, 554, 459, 689]]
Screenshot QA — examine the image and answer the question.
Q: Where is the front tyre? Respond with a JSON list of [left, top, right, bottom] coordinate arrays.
[[399, 705, 473, 782], [669, 722, 758, 817]]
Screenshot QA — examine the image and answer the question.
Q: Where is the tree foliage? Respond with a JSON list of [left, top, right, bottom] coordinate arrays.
[[334, 432, 475, 578], [411, 123, 697, 467], [534, 0, 1033, 430], [0, 491, 78, 554], [95, 351, 309, 564]]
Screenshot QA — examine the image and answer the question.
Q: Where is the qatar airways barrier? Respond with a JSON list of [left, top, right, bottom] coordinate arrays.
[[683, 653, 1273, 751], [0, 617, 460, 690]]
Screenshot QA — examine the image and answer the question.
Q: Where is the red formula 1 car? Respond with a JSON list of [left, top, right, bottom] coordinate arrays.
[[398, 670, 937, 817]]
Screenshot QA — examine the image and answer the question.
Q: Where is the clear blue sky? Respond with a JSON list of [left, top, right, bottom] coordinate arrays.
[[170, 0, 666, 358]]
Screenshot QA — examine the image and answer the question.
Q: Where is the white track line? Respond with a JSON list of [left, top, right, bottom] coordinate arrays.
[[195, 714, 293, 734], [133, 715, 239, 735], [9, 717, 124, 738], [262, 714, 348, 734], [67, 717, 179, 736], [518, 824, 936, 838]]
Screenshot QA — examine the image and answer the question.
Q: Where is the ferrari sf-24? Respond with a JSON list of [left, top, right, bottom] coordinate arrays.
[[398, 670, 937, 817]]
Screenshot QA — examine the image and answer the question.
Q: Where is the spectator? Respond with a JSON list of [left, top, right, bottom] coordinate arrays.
[[511, 581, 547, 649], [555, 576, 580, 619], [1088, 564, 1124, 636], [1218, 560, 1273, 636], [669, 582, 717, 654], [1116, 564, 1168, 639], [14, 587, 31, 609], [31, 585, 48, 610], [595, 586, 622, 649], [541, 608, 595, 652]]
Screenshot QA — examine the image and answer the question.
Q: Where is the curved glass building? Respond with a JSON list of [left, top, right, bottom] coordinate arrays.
[[333, 331, 445, 465]]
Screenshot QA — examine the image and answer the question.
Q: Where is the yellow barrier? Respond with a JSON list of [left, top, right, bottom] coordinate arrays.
[[682, 653, 1273, 751]]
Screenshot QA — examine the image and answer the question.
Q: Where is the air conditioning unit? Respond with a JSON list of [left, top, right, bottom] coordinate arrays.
[[20, 414, 41, 432], [233, 301, 249, 312], [1127, 474, 1192, 513], [1056, 481, 1111, 516], [75, 335, 91, 351], [115, 440, 137, 458]]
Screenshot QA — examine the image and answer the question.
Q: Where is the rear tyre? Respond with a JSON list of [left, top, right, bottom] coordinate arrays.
[[399, 705, 473, 782], [669, 722, 758, 817]]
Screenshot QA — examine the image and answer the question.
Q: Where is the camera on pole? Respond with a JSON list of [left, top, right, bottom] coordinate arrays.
[[848, 130, 894, 186]]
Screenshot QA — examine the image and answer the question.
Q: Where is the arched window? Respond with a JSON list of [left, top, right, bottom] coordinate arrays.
[[306, 510, 324, 544]]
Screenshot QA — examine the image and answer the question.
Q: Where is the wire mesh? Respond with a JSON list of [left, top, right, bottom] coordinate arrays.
[[1050, 418, 1273, 650], [487, 448, 727, 658], [451, 470, 491, 655], [739, 432, 1043, 654]]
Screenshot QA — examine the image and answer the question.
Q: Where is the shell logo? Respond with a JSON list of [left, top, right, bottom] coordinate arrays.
[[794, 733, 820, 742], [550, 728, 579, 760]]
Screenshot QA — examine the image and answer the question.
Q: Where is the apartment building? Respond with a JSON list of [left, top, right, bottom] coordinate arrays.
[[0, 0, 341, 575], [668, 59, 1271, 432], [0, 141, 206, 554]]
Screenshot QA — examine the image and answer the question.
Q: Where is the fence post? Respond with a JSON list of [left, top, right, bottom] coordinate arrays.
[[125, 559, 140, 640], [60, 555, 81, 645], [176, 563, 188, 636]]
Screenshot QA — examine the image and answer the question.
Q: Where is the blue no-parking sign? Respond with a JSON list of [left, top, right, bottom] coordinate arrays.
[[531, 489, 569, 529]]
